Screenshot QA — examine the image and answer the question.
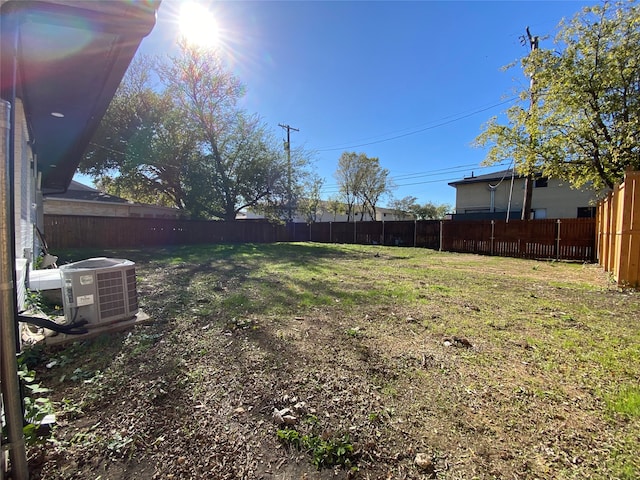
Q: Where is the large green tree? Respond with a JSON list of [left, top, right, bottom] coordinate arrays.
[[475, 1, 640, 192], [325, 196, 346, 221], [389, 196, 450, 220], [389, 195, 417, 220], [81, 58, 202, 212], [81, 43, 304, 220], [334, 152, 392, 221], [297, 174, 324, 223]]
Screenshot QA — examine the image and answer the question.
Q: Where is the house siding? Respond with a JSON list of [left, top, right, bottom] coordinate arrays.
[[45, 198, 137, 217], [452, 174, 597, 219], [44, 195, 181, 219], [13, 99, 37, 310]]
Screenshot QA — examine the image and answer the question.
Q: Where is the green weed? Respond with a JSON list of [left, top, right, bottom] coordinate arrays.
[[606, 385, 640, 418], [16, 356, 54, 446], [277, 427, 355, 470]]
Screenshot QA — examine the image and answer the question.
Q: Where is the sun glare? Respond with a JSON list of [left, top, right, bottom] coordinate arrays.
[[178, 2, 219, 48]]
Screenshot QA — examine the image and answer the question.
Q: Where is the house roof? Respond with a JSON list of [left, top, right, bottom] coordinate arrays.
[[448, 169, 538, 187], [0, 0, 160, 194], [44, 180, 131, 204]]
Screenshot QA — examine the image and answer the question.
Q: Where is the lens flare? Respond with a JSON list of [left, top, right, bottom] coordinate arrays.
[[178, 2, 219, 48]]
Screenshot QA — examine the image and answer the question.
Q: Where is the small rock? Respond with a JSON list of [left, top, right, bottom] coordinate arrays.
[[453, 336, 473, 348], [293, 401, 307, 413], [273, 408, 284, 425], [177, 456, 186, 465], [443, 340, 452, 347], [282, 414, 298, 425], [234, 407, 246, 414], [414, 453, 434, 472]]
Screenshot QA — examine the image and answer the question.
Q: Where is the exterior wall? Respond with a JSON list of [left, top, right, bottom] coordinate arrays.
[[528, 178, 596, 219], [13, 99, 37, 310], [454, 176, 597, 219], [44, 198, 180, 218], [44, 199, 129, 217], [454, 177, 525, 214], [129, 204, 180, 218]]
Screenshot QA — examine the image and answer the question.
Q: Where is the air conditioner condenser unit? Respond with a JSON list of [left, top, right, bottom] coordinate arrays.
[[60, 257, 138, 328]]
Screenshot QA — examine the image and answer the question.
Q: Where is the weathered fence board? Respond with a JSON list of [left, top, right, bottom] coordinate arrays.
[[597, 170, 640, 288], [442, 218, 595, 261], [44, 215, 287, 248], [43, 214, 595, 263]]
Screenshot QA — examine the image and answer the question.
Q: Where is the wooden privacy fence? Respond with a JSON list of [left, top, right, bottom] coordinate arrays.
[[44, 214, 596, 262], [297, 220, 440, 249], [441, 218, 596, 262], [597, 170, 640, 288], [44, 215, 288, 248]]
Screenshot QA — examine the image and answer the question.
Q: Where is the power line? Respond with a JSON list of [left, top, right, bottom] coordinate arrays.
[[319, 161, 510, 193], [323, 162, 499, 188], [389, 163, 494, 182], [315, 97, 518, 152]]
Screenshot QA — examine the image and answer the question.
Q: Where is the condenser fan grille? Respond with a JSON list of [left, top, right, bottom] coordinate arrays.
[[97, 270, 127, 320], [126, 269, 138, 312]]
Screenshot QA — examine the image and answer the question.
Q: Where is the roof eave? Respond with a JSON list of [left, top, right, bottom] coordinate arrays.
[[0, 0, 160, 194]]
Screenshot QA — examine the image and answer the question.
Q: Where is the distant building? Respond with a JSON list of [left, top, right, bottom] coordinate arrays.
[[44, 181, 181, 219], [237, 202, 415, 222], [448, 169, 599, 220]]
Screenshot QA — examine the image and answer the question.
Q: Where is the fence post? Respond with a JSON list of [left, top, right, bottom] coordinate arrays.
[[490, 220, 495, 256], [382, 221, 385, 246], [354, 218, 356, 244], [555, 219, 561, 261], [329, 221, 332, 243], [414, 220, 417, 247], [439, 220, 444, 251]]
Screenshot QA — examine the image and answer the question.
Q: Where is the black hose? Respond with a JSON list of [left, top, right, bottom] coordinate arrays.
[[18, 315, 89, 335]]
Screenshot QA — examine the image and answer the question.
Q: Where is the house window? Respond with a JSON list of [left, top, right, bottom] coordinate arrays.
[[577, 207, 596, 218], [534, 177, 548, 188], [532, 209, 547, 219], [464, 208, 490, 214]]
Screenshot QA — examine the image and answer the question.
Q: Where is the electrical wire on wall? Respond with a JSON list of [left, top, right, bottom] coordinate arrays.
[[506, 164, 516, 223]]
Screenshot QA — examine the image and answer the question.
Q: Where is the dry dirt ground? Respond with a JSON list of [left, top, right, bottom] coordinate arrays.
[[23, 244, 639, 479]]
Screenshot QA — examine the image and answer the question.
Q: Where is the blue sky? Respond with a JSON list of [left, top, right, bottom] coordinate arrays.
[[80, 0, 595, 209]]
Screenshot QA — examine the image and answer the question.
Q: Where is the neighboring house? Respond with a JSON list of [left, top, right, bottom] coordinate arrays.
[[44, 181, 181, 219], [448, 169, 599, 220], [237, 203, 414, 222], [1, 0, 159, 311]]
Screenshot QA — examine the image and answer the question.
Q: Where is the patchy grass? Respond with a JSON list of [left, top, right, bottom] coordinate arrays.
[[26, 243, 639, 479]]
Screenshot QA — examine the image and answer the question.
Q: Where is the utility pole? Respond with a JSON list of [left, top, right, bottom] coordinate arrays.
[[278, 123, 299, 222], [521, 26, 538, 221]]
